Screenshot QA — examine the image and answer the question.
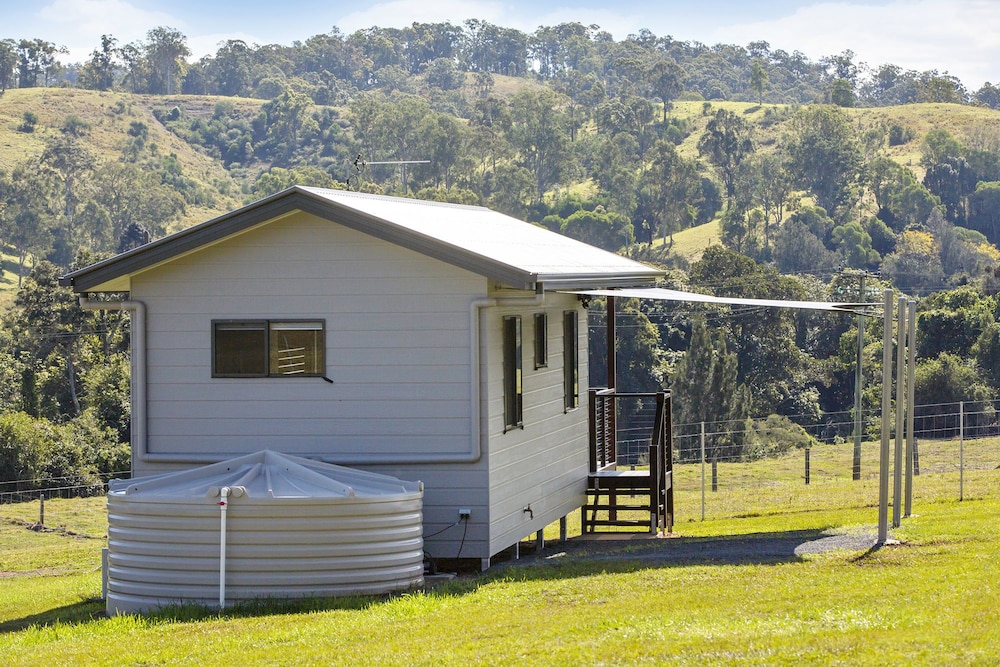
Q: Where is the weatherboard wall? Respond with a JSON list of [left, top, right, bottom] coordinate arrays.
[[125, 209, 590, 562], [484, 296, 590, 556]]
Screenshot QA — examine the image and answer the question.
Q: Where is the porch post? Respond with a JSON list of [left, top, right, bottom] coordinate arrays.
[[606, 295, 616, 390]]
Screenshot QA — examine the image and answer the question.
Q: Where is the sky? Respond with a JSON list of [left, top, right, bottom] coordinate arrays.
[[7, 0, 1000, 90]]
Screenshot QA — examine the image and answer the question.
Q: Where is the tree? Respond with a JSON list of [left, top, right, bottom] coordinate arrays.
[[880, 230, 945, 295], [144, 27, 190, 94], [504, 89, 571, 202], [671, 315, 750, 461], [968, 181, 1000, 245], [832, 220, 879, 269], [78, 34, 118, 90], [697, 108, 754, 202], [0, 39, 17, 91], [689, 246, 810, 415], [974, 82, 1000, 108], [424, 57, 463, 90], [560, 207, 631, 252], [914, 353, 995, 435], [749, 58, 768, 104], [645, 58, 684, 122], [40, 128, 95, 256], [16, 39, 65, 87], [210, 39, 253, 97], [0, 162, 56, 283], [260, 86, 319, 162], [921, 129, 964, 167], [772, 218, 837, 274], [784, 106, 862, 218], [828, 78, 855, 107], [639, 140, 702, 244]]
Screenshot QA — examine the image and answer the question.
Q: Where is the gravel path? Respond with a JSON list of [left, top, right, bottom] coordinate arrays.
[[507, 526, 886, 569]]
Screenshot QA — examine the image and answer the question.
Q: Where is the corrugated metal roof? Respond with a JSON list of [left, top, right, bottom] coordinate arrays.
[[60, 186, 663, 292], [568, 287, 879, 315], [303, 188, 660, 285]]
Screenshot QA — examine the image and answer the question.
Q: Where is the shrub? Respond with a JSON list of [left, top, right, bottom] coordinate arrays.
[[743, 414, 819, 460]]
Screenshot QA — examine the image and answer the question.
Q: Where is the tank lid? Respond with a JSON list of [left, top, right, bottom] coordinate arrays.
[[108, 450, 422, 499]]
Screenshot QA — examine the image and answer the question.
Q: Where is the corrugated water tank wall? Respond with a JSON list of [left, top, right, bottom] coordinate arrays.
[[105, 451, 424, 615]]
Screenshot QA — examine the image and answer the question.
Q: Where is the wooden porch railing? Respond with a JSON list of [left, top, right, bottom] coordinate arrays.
[[584, 388, 673, 534]]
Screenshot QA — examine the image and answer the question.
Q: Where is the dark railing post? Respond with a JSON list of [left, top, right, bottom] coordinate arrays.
[[588, 389, 598, 473]]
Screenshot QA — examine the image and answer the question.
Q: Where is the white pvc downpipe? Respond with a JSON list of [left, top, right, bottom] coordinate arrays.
[[79, 297, 146, 474], [219, 486, 230, 609]]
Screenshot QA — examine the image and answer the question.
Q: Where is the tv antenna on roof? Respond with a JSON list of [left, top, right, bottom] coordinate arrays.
[[346, 153, 430, 193]]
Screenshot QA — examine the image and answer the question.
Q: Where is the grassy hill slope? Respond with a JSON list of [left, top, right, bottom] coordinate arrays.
[[0, 88, 245, 227]]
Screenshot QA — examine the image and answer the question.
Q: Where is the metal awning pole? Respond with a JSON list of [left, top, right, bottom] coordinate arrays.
[[878, 290, 893, 544], [607, 295, 616, 391]]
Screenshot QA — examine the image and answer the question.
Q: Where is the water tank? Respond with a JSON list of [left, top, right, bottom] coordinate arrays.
[[105, 450, 423, 615]]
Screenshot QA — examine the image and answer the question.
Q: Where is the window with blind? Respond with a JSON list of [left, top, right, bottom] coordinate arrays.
[[213, 320, 325, 377]]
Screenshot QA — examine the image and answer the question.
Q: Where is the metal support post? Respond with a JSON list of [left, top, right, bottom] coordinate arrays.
[[878, 290, 893, 544], [904, 301, 916, 517], [893, 296, 905, 528], [853, 273, 867, 480]]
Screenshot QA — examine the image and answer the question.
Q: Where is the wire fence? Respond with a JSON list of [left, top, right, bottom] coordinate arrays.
[[0, 470, 130, 505], [613, 398, 1000, 523], [2, 401, 998, 527]]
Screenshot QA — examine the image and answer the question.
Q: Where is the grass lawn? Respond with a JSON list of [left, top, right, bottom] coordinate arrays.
[[1, 442, 998, 665]]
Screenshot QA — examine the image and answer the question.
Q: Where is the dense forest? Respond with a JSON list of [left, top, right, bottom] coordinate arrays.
[[1, 22, 999, 485]]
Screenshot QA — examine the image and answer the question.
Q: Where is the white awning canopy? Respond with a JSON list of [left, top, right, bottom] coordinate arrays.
[[565, 287, 880, 315]]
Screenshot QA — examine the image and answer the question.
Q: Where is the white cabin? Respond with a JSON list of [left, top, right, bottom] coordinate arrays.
[[61, 187, 664, 566]]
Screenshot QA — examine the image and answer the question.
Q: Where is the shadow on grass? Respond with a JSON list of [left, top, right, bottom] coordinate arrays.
[[1, 527, 881, 629], [0, 598, 106, 633]]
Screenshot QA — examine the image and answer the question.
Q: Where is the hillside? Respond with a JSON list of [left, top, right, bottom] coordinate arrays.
[[0, 88, 244, 228]]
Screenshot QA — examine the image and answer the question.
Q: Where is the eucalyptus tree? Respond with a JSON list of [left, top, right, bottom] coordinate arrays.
[[78, 34, 118, 90], [0, 162, 55, 284], [0, 39, 15, 91], [504, 89, 572, 202], [143, 27, 190, 94], [784, 105, 862, 219], [16, 39, 65, 87], [697, 108, 754, 202]]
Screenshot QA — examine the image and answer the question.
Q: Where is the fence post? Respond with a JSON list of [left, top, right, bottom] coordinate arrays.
[[959, 401, 964, 502], [711, 457, 718, 493], [39, 493, 45, 527], [700, 422, 706, 520], [804, 447, 811, 485]]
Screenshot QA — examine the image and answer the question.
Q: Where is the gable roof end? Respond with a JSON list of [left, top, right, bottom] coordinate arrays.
[[60, 186, 664, 293]]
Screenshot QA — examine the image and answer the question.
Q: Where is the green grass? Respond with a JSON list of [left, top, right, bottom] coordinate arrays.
[[2, 441, 999, 665], [656, 219, 723, 264]]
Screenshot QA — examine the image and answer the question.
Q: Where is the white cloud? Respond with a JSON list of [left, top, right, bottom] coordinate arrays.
[[37, 0, 179, 61], [708, 0, 1000, 88]]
